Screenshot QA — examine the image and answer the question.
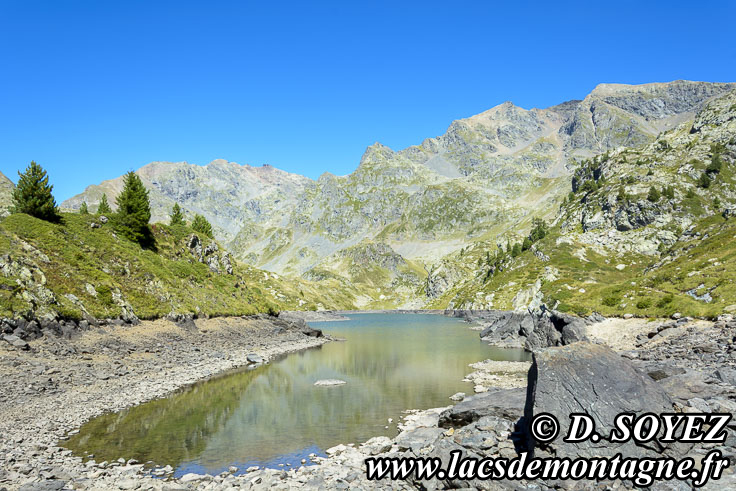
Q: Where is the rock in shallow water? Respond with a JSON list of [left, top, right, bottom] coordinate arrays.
[[313, 379, 347, 386]]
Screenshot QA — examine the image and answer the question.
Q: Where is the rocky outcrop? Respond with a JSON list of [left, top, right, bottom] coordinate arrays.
[[479, 308, 588, 350], [187, 234, 234, 274], [524, 342, 687, 459]]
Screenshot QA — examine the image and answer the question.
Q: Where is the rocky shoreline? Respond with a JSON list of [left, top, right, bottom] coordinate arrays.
[[2, 311, 736, 490], [0, 314, 329, 491]]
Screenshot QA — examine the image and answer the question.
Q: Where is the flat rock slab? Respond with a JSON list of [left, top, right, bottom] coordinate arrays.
[[246, 354, 264, 364], [525, 342, 688, 459], [313, 379, 347, 386], [394, 426, 445, 452], [438, 388, 525, 429]]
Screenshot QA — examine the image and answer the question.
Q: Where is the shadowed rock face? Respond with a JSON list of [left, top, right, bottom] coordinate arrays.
[[479, 308, 588, 350], [523, 342, 689, 459]]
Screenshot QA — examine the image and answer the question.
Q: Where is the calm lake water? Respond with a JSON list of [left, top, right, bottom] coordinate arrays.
[[64, 313, 529, 476]]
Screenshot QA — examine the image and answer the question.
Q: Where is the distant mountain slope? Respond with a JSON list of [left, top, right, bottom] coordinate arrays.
[[430, 87, 736, 317], [0, 171, 14, 217], [63, 81, 736, 308], [62, 160, 311, 244]]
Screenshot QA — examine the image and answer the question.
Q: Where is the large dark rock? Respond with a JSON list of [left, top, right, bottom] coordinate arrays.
[[438, 388, 525, 429], [479, 312, 534, 348], [524, 342, 687, 459], [480, 308, 588, 351]]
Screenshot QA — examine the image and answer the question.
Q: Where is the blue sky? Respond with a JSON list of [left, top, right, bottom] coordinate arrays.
[[1, 1, 735, 202]]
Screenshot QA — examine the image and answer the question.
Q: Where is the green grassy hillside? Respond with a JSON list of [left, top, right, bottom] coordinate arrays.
[[0, 213, 355, 321]]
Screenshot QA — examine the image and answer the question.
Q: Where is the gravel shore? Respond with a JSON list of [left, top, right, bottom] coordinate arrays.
[[0, 315, 328, 491]]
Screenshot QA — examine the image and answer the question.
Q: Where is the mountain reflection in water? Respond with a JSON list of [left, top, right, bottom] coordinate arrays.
[[64, 313, 529, 476]]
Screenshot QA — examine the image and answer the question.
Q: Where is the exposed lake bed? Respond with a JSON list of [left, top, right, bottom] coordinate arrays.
[[2, 312, 735, 490]]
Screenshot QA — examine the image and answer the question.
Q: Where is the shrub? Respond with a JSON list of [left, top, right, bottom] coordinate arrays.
[[656, 294, 674, 308], [636, 298, 652, 309], [79, 202, 89, 214], [602, 295, 620, 307], [95, 285, 114, 307], [662, 186, 675, 199], [647, 186, 661, 203], [12, 161, 61, 222]]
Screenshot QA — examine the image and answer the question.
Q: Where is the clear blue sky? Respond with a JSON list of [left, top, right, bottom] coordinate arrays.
[[1, 1, 735, 201]]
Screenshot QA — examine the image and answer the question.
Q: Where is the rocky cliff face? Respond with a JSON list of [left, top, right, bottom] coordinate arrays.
[[0, 171, 14, 217], [63, 81, 736, 308]]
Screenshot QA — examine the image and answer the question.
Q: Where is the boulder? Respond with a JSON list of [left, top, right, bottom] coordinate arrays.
[[3, 334, 29, 350], [714, 367, 736, 386], [524, 342, 687, 459], [438, 388, 525, 429], [394, 426, 445, 452], [246, 354, 264, 364]]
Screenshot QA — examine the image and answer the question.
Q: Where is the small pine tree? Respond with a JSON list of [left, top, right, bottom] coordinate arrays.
[[97, 193, 111, 215], [12, 161, 61, 222], [511, 243, 521, 257], [647, 186, 661, 203], [114, 171, 152, 244], [686, 188, 697, 199], [170, 203, 185, 226], [529, 218, 548, 243], [79, 202, 89, 214], [714, 197, 721, 209], [698, 172, 712, 189], [192, 214, 214, 238], [706, 153, 723, 174], [663, 185, 675, 200], [521, 237, 533, 251]]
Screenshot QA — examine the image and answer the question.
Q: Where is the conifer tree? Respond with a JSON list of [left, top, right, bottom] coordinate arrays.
[[114, 171, 151, 244], [97, 193, 111, 215], [647, 186, 661, 203], [79, 202, 89, 214], [170, 203, 185, 226], [12, 161, 61, 222], [698, 172, 712, 189], [192, 214, 214, 238]]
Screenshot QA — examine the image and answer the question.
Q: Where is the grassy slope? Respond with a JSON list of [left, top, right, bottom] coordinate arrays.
[[0, 213, 356, 320]]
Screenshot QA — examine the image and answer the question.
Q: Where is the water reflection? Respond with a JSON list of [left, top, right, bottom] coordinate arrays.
[[64, 313, 529, 475]]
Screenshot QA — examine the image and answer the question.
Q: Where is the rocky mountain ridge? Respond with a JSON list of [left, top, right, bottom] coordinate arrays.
[[62, 81, 736, 309], [431, 87, 736, 318]]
